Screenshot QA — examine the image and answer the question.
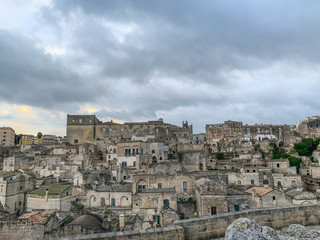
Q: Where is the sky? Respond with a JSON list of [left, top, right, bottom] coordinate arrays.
[[1, 0, 320, 136]]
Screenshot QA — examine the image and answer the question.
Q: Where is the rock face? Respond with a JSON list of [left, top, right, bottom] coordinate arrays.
[[281, 224, 319, 238], [225, 218, 279, 240]]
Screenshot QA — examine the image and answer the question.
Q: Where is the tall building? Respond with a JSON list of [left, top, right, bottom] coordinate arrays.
[[0, 127, 15, 147]]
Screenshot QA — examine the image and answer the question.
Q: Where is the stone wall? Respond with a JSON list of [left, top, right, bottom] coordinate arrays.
[[173, 204, 320, 239], [50, 225, 184, 240], [0, 221, 44, 240]]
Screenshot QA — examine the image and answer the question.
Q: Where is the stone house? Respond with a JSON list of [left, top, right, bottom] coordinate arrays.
[[285, 190, 317, 205], [132, 187, 178, 228], [272, 173, 302, 190], [3, 156, 29, 172], [245, 187, 291, 208], [27, 184, 73, 211], [132, 172, 193, 195], [194, 178, 228, 217], [0, 171, 35, 214], [86, 184, 132, 209], [227, 188, 249, 212]]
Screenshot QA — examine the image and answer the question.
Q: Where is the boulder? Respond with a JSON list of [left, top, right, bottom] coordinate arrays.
[[281, 224, 319, 238], [225, 218, 278, 240]]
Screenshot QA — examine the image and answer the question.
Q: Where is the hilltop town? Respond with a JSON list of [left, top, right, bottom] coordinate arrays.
[[0, 115, 320, 239]]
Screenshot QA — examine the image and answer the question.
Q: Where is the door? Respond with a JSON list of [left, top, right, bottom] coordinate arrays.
[[211, 207, 217, 215]]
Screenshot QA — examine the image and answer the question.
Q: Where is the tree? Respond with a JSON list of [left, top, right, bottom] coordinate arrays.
[[37, 132, 43, 139], [294, 138, 320, 159], [14, 134, 22, 145]]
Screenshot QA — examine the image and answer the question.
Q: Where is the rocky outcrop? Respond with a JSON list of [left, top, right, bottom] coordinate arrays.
[[280, 224, 319, 239], [225, 218, 278, 240]]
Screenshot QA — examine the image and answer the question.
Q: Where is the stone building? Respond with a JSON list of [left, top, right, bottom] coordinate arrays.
[[206, 120, 299, 144], [245, 187, 291, 208], [194, 178, 228, 217], [297, 116, 320, 138], [0, 127, 15, 147], [27, 184, 73, 211], [132, 187, 178, 228], [0, 171, 35, 214], [86, 184, 132, 209], [66, 115, 193, 147]]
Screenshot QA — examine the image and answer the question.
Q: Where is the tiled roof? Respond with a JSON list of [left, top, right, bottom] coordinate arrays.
[[17, 210, 55, 224], [245, 187, 273, 197]]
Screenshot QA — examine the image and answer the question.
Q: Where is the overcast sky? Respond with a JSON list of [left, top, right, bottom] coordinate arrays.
[[1, 0, 320, 135]]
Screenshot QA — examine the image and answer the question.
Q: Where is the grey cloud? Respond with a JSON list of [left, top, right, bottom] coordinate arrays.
[[0, 30, 106, 109]]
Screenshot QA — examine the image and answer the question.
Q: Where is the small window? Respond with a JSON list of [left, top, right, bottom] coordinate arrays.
[[183, 181, 187, 192], [158, 183, 162, 189], [79, 119, 82, 123], [234, 205, 240, 211], [251, 180, 254, 185], [133, 161, 136, 167], [273, 196, 276, 200], [124, 176, 127, 180], [277, 164, 280, 168], [122, 162, 127, 167], [113, 177, 116, 181], [163, 199, 169, 208], [20, 186, 23, 190], [74, 139, 78, 144]]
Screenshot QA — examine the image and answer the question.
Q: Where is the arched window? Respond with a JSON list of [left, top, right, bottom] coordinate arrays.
[[292, 180, 297, 188]]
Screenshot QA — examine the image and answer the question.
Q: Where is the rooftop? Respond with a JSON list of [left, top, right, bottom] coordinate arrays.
[[245, 187, 273, 197], [29, 184, 71, 196]]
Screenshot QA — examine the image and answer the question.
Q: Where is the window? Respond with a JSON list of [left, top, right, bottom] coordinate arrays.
[[263, 180, 269, 185], [292, 180, 297, 188], [152, 150, 155, 154], [133, 161, 136, 167], [183, 181, 187, 192], [123, 176, 127, 180], [19, 201, 22, 206], [113, 177, 116, 181], [277, 181, 282, 188], [125, 149, 131, 156], [74, 139, 78, 144], [158, 183, 162, 189], [20, 186, 23, 190], [163, 199, 169, 208], [122, 162, 127, 167], [93, 197, 96, 202], [251, 180, 254, 185], [273, 196, 276, 200], [79, 119, 82, 123], [111, 198, 115, 207], [234, 205, 240, 211], [277, 164, 280, 168]]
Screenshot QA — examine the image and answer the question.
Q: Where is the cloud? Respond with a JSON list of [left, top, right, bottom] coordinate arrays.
[[1, 0, 320, 134]]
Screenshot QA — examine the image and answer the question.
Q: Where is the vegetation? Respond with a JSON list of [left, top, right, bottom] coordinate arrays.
[[294, 138, 320, 160], [215, 152, 224, 160], [270, 142, 302, 173]]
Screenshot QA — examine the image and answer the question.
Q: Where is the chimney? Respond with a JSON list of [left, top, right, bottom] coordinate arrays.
[[119, 214, 125, 231], [252, 189, 256, 198], [45, 188, 49, 202]]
